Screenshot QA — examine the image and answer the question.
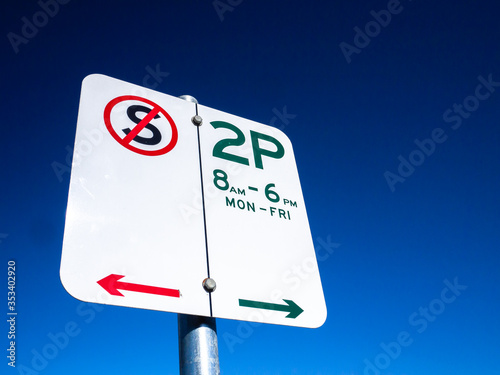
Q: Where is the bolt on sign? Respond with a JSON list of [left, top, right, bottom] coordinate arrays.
[[60, 74, 327, 328]]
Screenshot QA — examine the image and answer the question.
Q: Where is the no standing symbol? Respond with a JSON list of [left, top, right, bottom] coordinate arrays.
[[104, 95, 178, 156]]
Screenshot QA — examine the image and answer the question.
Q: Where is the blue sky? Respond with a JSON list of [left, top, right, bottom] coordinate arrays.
[[2, 0, 500, 374]]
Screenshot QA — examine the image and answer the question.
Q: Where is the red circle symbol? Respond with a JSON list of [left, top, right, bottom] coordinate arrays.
[[104, 95, 178, 156]]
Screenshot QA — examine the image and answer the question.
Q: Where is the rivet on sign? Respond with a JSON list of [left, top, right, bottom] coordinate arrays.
[[192, 115, 203, 126], [202, 278, 216, 293]]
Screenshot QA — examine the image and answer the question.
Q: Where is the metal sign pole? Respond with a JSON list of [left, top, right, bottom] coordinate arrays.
[[178, 314, 220, 375], [177, 95, 220, 375]]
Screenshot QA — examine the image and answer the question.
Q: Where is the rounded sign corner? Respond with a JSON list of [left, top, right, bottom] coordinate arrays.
[[269, 125, 292, 141], [82, 73, 107, 85], [59, 271, 89, 304], [312, 307, 328, 329]]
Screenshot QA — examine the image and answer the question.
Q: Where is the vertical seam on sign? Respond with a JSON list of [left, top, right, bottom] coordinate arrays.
[[195, 102, 213, 317]]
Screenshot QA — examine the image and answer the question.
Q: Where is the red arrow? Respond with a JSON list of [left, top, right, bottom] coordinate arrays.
[[97, 274, 180, 298]]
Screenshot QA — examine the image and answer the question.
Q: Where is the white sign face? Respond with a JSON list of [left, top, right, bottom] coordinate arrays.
[[60, 74, 210, 317], [60, 74, 326, 328], [197, 106, 327, 328]]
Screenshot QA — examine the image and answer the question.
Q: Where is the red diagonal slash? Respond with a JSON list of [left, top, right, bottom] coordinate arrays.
[[122, 106, 161, 144]]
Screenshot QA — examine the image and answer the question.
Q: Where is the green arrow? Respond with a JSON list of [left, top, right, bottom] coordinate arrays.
[[238, 299, 304, 319]]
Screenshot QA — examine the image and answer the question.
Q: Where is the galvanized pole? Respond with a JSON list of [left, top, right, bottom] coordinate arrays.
[[177, 95, 220, 375], [178, 314, 220, 375]]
